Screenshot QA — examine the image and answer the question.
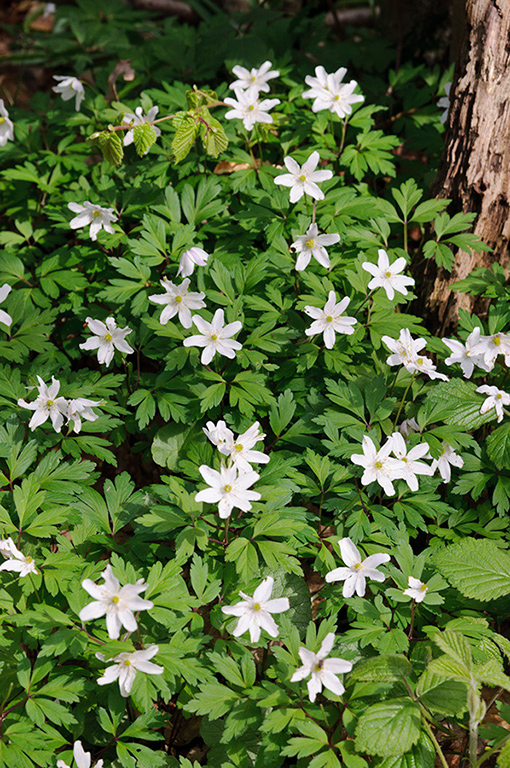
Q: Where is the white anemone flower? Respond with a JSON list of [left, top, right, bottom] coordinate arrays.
[[79, 316, 134, 367], [472, 331, 510, 369], [304, 291, 356, 349], [476, 385, 510, 423], [399, 417, 420, 438], [403, 576, 428, 603], [224, 88, 280, 131], [290, 632, 353, 702], [0, 537, 38, 577], [122, 106, 161, 150], [222, 576, 289, 643], [389, 432, 433, 492], [52, 76, 85, 111], [66, 398, 101, 434], [0, 283, 13, 326], [406, 354, 449, 381], [177, 247, 210, 278], [203, 419, 231, 449], [0, 100, 14, 146], [57, 740, 104, 768], [18, 375, 68, 432], [79, 564, 153, 640], [218, 421, 270, 473], [302, 66, 364, 119], [382, 328, 426, 368], [291, 223, 340, 270], [351, 435, 404, 496], [431, 443, 464, 483], [362, 249, 415, 301], [149, 278, 206, 329], [96, 645, 163, 697], [183, 308, 242, 365], [229, 61, 279, 93], [274, 151, 333, 203], [68, 201, 117, 241], [195, 463, 260, 519], [325, 538, 390, 598], [442, 327, 491, 378]]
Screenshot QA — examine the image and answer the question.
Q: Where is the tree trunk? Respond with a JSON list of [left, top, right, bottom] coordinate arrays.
[[418, 0, 510, 333]]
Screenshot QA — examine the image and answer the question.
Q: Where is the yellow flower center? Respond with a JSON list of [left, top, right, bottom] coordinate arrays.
[[494, 336, 501, 346], [0, 117, 5, 125], [385, 271, 392, 278], [112, 596, 119, 604], [416, 358, 423, 365], [175, 295, 183, 303], [211, 334, 218, 341], [92, 210, 101, 218], [253, 603, 261, 611], [420, 583, 427, 591], [354, 563, 362, 571], [497, 394, 502, 399], [251, 76, 257, 82], [375, 460, 383, 469], [224, 484, 232, 493], [47, 399, 54, 407], [104, 333, 113, 342], [248, 105, 255, 111], [314, 660, 324, 671], [26, 556, 32, 563], [326, 316, 333, 323], [299, 174, 307, 182], [305, 239, 315, 249], [124, 659, 131, 666], [235, 444, 243, 452]]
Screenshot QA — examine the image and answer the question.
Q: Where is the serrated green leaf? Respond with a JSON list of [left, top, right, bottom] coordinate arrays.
[[172, 112, 197, 162], [355, 698, 421, 757], [133, 122, 157, 157], [416, 667, 468, 716], [435, 538, 510, 600], [350, 655, 413, 682], [487, 423, 510, 470], [89, 130, 124, 167], [425, 379, 494, 429]]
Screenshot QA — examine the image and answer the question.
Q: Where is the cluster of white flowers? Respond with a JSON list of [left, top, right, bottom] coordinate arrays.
[[18, 375, 102, 434], [226, 61, 280, 131], [351, 433, 436, 495], [444, 328, 510, 376], [197, 419, 269, 518]]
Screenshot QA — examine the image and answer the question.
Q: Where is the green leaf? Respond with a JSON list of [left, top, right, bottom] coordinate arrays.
[[172, 112, 198, 162], [199, 110, 228, 158], [184, 682, 240, 719], [372, 733, 436, 768], [487, 423, 510, 470], [350, 655, 413, 682], [435, 538, 510, 600], [89, 129, 124, 167], [425, 379, 494, 429], [432, 631, 472, 669], [269, 388, 296, 436], [133, 122, 157, 157], [475, 659, 510, 692], [355, 698, 421, 757], [416, 668, 468, 716], [151, 423, 197, 470]]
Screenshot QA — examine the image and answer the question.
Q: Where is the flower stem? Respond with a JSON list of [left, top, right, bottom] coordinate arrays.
[[392, 373, 416, 429]]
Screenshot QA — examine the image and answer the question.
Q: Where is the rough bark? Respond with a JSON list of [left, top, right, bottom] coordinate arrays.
[[418, 0, 510, 333]]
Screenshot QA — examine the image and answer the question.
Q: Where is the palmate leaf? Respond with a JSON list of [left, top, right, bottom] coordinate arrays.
[[435, 537, 510, 600], [354, 698, 421, 757]]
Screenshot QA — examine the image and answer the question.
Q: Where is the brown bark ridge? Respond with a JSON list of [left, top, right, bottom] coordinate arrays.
[[418, 0, 510, 334]]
